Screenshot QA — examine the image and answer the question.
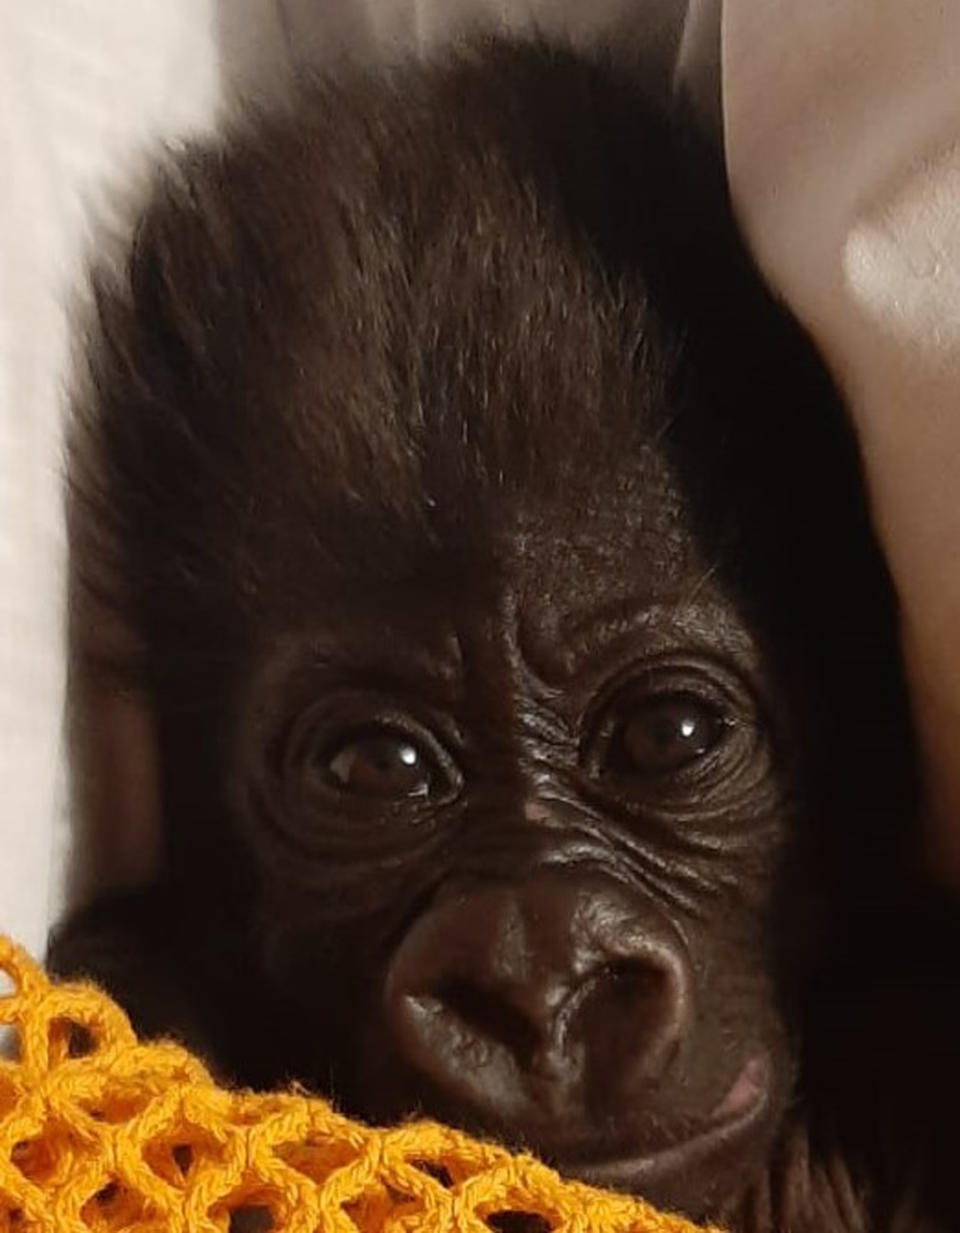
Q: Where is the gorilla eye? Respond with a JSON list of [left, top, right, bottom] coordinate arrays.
[[583, 668, 765, 808], [325, 731, 434, 799], [614, 694, 725, 774]]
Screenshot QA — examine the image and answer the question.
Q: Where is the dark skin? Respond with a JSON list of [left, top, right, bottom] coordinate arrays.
[[50, 39, 960, 1232]]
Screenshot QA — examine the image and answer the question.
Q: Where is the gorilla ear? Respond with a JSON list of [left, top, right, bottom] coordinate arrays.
[[65, 590, 158, 917], [66, 596, 162, 904]]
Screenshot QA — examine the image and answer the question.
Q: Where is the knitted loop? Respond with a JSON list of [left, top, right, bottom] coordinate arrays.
[[0, 937, 718, 1233]]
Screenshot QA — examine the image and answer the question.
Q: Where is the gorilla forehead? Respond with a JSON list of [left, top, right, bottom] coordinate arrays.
[[88, 43, 701, 561], [199, 115, 679, 543], [83, 39, 852, 679]]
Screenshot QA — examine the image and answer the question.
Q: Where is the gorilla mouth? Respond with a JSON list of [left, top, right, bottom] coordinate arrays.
[[556, 1053, 771, 1194]]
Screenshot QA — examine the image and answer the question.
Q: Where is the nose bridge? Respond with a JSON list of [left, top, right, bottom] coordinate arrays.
[[442, 867, 680, 980], [514, 868, 677, 963], [453, 591, 530, 743], [450, 586, 576, 779], [480, 877, 602, 1037]]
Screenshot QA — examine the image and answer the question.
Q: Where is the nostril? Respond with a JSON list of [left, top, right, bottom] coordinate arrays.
[[571, 957, 686, 1085], [431, 978, 542, 1070], [597, 959, 672, 1010]]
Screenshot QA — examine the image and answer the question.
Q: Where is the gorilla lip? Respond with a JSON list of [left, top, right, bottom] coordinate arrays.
[[560, 1053, 771, 1191]]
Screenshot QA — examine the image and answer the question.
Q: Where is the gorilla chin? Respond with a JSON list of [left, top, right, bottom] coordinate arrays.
[[382, 1040, 781, 1215], [571, 1052, 778, 1214]]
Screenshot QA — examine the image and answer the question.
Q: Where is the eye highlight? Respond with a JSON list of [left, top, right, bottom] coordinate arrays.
[[326, 732, 434, 799], [613, 693, 727, 775]]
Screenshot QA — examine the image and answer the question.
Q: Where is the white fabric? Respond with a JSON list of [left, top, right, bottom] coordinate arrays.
[[0, 2, 221, 956]]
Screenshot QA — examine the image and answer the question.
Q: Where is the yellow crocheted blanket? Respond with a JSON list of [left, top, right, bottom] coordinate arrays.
[[0, 935, 717, 1233]]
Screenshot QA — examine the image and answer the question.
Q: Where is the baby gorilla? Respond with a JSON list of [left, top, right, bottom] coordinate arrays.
[[51, 39, 960, 1233]]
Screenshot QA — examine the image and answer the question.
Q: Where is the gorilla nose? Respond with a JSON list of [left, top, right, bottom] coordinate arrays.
[[384, 872, 691, 1125]]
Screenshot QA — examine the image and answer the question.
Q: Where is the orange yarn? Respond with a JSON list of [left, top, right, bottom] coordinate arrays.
[[0, 936, 718, 1233]]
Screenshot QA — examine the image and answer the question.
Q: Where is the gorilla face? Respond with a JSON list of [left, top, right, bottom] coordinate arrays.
[[233, 494, 796, 1215]]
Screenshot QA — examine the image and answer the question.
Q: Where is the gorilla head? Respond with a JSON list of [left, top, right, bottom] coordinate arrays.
[[54, 40, 951, 1233]]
